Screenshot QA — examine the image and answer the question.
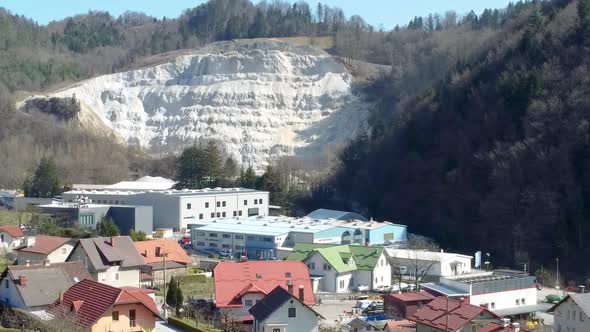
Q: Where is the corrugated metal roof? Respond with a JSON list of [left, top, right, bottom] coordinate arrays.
[[306, 209, 368, 221]]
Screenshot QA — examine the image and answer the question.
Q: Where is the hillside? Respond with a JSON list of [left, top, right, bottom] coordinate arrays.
[[310, 0, 590, 279], [25, 40, 368, 170]]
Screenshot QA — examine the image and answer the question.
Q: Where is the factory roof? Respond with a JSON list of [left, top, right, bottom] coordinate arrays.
[[190, 216, 405, 236], [306, 208, 368, 221], [63, 187, 267, 197], [385, 248, 473, 262], [445, 271, 532, 284]]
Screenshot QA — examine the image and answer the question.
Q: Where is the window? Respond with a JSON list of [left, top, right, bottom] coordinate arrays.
[[115, 273, 119, 280], [260, 199, 263, 204], [211, 212, 215, 218], [196, 242, 205, 246], [129, 309, 136, 327], [61, 247, 67, 254], [491, 302, 495, 309], [235, 235, 243, 240], [247, 236, 255, 240], [254, 199, 258, 205], [375, 278, 378, 283], [209, 233, 218, 237], [245, 300, 253, 306], [222, 234, 230, 238], [380, 276, 383, 282], [235, 245, 244, 250], [216, 212, 221, 218], [581, 311, 585, 321], [381, 259, 383, 266], [244, 200, 248, 205], [112, 311, 119, 321], [285, 272, 291, 278], [115, 200, 119, 204], [288, 308, 296, 318], [256, 273, 263, 279], [205, 202, 210, 208], [197, 231, 205, 236], [339, 280, 345, 289], [238, 211, 243, 216], [222, 201, 226, 207], [573, 311, 576, 320], [273, 329, 280, 332], [187, 203, 192, 210], [217, 202, 221, 207], [522, 298, 526, 305], [222, 212, 226, 217], [233, 211, 237, 217], [199, 214, 203, 220], [222, 244, 230, 249], [210, 243, 217, 247], [516, 299, 520, 306]]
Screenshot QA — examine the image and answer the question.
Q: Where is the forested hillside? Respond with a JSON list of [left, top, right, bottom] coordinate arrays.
[[308, 0, 590, 280]]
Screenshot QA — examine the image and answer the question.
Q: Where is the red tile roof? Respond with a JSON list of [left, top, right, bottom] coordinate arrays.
[[48, 279, 160, 328], [16, 235, 71, 254], [385, 320, 415, 332], [410, 297, 498, 332], [479, 322, 529, 332], [385, 291, 435, 302], [0, 226, 23, 238], [213, 261, 315, 308], [133, 239, 192, 265]]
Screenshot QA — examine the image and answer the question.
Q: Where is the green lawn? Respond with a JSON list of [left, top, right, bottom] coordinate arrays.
[[156, 275, 214, 300], [0, 210, 24, 225]]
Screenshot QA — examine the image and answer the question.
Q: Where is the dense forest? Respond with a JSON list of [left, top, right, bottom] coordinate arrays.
[[306, 0, 590, 281]]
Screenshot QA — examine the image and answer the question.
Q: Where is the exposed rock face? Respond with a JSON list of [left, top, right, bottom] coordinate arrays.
[[36, 40, 368, 170]]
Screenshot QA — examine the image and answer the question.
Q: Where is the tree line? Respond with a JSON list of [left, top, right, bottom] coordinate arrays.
[[306, 0, 590, 281]]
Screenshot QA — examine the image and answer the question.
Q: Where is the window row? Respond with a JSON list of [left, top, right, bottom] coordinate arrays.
[[187, 198, 264, 210]]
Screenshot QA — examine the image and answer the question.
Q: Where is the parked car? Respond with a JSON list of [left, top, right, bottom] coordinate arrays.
[[356, 285, 370, 293], [374, 285, 391, 293], [219, 250, 232, 258]]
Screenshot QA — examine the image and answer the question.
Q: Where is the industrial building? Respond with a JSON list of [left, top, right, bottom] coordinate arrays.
[[61, 187, 269, 231], [189, 216, 407, 259], [37, 202, 153, 236]]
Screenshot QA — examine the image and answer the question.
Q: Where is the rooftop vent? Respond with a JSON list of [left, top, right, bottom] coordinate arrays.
[[256, 273, 262, 279]]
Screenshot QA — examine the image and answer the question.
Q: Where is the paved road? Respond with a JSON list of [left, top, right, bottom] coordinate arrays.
[[155, 321, 183, 332], [314, 300, 358, 328]]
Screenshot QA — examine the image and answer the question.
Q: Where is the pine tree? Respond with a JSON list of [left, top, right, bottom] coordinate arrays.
[[240, 166, 257, 189], [175, 281, 184, 315], [175, 144, 207, 189], [166, 276, 178, 307], [204, 141, 223, 186], [97, 217, 120, 237], [23, 157, 61, 198], [579, 0, 590, 46], [223, 157, 239, 181]]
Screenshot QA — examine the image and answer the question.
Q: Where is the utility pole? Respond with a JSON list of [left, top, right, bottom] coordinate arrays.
[[163, 252, 168, 318], [445, 295, 449, 332], [556, 258, 560, 290]]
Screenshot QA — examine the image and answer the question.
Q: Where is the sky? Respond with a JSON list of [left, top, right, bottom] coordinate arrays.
[[0, 0, 514, 29]]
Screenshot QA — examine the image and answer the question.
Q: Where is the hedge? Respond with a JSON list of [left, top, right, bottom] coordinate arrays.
[[167, 317, 220, 332]]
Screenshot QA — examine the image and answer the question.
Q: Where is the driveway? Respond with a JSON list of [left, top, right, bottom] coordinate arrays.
[[155, 321, 183, 331]]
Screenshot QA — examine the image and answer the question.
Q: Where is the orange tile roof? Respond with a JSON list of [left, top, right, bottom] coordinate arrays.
[[16, 235, 71, 254], [410, 297, 498, 332], [213, 261, 315, 308], [0, 226, 23, 238], [133, 239, 191, 265]]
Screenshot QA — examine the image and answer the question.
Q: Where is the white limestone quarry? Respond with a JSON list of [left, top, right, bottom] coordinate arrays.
[[34, 40, 368, 170]]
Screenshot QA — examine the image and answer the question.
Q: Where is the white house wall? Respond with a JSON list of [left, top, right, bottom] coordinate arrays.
[[553, 297, 590, 332], [17, 243, 73, 264], [256, 297, 319, 332], [305, 252, 338, 293], [96, 265, 140, 288], [470, 287, 537, 310], [0, 277, 25, 308], [0, 233, 22, 252], [371, 252, 391, 289]]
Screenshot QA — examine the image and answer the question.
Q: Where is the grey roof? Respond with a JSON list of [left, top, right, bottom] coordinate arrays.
[[75, 237, 145, 271], [421, 282, 470, 296], [492, 303, 552, 317], [1, 262, 92, 308], [249, 286, 323, 322], [147, 261, 186, 271], [306, 208, 368, 221]]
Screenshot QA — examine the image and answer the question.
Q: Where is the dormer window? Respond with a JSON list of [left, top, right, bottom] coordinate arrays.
[[256, 273, 262, 279]]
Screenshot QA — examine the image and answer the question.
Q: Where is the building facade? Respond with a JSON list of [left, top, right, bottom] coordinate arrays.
[[62, 187, 269, 231], [0, 226, 24, 252], [15, 236, 74, 264], [385, 248, 473, 280], [549, 294, 590, 332]]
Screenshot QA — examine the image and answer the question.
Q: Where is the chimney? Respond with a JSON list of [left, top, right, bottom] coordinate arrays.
[[142, 249, 147, 257], [26, 236, 36, 247], [512, 322, 520, 332], [43, 259, 50, 267], [110, 237, 115, 247], [18, 276, 26, 287], [501, 318, 510, 328], [155, 246, 161, 257], [298, 285, 304, 302], [287, 280, 293, 295], [25, 260, 30, 267], [59, 291, 63, 303]]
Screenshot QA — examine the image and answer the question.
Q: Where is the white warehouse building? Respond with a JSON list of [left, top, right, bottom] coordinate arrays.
[[61, 188, 269, 231]]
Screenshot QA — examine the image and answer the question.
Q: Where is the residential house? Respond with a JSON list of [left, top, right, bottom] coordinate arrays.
[[213, 260, 315, 321], [410, 297, 498, 332], [479, 321, 528, 332], [287, 243, 391, 293], [385, 248, 473, 281], [383, 291, 435, 319], [0, 226, 23, 252], [421, 270, 538, 315], [67, 236, 144, 288], [548, 293, 590, 332], [48, 279, 160, 332], [250, 286, 323, 332], [133, 239, 192, 286], [348, 319, 415, 332], [15, 235, 74, 264], [0, 261, 91, 313]]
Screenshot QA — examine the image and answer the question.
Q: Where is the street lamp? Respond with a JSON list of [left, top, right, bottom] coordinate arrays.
[[555, 258, 559, 290]]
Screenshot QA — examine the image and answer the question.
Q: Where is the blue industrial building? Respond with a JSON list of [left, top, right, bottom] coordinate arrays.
[[189, 216, 407, 259]]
